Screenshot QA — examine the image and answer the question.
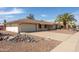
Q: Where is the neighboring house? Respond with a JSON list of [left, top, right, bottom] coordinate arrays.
[[6, 18, 62, 33], [76, 25, 79, 31], [0, 24, 5, 30]]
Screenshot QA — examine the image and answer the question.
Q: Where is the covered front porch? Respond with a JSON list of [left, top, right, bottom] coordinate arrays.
[[36, 24, 63, 31]]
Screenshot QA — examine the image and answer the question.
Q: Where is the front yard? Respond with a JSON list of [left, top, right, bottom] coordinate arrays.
[[0, 29, 76, 51], [0, 30, 61, 52]]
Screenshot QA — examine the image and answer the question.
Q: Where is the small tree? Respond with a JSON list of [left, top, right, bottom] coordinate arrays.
[[27, 14, 35, 20], [4, 19, 7, 30]]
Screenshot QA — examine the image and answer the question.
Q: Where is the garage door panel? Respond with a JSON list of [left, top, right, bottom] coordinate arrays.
[[19, 24, 36, 32]]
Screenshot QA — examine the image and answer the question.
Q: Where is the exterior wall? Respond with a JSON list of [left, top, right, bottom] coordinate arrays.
[[37, 24, 48, 31], [6, 23, 62, 33], [49, 25, 57, 30], [48, 25, 62, 30], [19, 24, 36, 32], [36, 24, 58, 31], [52, 25, 57, 29], [6, 24, 18, 27], [6, 26, 19, 33]]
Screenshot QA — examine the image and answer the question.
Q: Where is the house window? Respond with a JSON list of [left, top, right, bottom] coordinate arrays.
[[39, 24, 41, 28], [44, 25, 47, 28]]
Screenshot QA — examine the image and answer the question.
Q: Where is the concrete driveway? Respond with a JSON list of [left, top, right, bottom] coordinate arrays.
[[28, 31, 73, 41], [21, 31, 79, 52], [51, 32, 79, 52]]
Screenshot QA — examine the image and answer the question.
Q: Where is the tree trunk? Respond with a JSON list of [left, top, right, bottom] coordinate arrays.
[[63, 20, 67, 29]]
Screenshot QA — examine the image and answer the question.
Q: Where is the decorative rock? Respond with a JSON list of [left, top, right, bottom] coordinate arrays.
[[0, 32, 39, 43]]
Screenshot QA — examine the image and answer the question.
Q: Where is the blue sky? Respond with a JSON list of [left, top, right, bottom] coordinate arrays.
[[0, 7, 79, 24]]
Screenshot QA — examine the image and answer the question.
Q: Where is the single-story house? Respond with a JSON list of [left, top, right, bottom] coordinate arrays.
[[6, 18, 63, 33]]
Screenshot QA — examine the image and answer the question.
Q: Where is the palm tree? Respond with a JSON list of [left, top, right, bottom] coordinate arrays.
[[55, 13, 77, 29]]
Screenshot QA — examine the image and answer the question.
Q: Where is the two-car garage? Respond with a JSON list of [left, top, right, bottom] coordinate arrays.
[[6, 24, 37, 33]]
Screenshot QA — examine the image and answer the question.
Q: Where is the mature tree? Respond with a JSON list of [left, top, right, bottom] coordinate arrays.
[[55, 13, 77, 29], [27, 14, 35, 20]]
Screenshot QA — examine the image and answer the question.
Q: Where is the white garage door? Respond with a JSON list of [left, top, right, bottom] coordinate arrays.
[[19, 24, 36, 32]]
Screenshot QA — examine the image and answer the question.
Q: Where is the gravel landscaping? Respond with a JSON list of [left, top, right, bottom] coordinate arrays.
[[0, 32, 61, 52]]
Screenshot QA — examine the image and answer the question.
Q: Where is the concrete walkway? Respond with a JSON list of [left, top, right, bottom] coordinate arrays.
[[29, 32, 72, 41], [51, 32, 79, 52]]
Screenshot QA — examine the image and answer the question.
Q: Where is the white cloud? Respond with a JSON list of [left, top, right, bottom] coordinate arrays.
[[72, 10, 79, 25], [5, 15, 14, 18], [0, 8, 23, 14], [41, 14, 47, 17], [0, 15, 14, 18], [72, 10, 79, 19]]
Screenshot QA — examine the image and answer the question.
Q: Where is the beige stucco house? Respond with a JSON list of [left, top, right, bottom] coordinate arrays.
[[6, 18, 62, 33]]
